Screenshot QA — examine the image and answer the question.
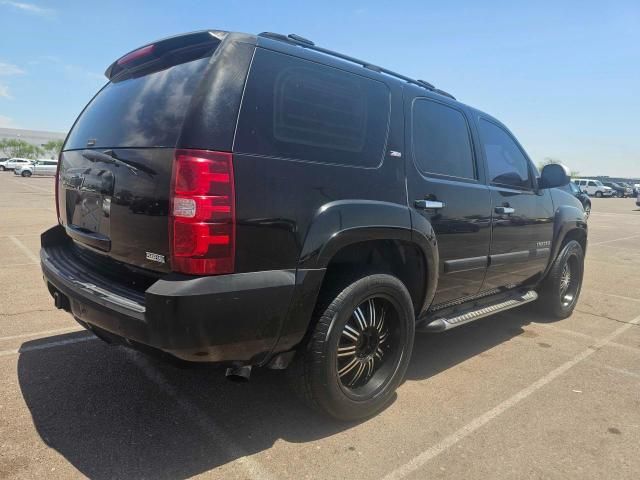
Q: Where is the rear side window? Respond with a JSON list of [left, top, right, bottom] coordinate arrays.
[[235, 48, 390, 168], [412, 99, 475, 179], [65, 57, 210, 150], [479, 119, 532, 189]]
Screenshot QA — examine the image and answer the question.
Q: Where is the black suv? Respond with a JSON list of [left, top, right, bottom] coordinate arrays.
[[41, 30, 587, 420]]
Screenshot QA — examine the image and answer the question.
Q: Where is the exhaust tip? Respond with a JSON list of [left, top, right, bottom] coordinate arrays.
[[53, 291, 70, 311], [225, 365, 252, 382]]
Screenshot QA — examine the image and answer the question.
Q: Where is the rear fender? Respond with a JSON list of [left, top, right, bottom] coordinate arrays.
[[272, 200, 438, 355]]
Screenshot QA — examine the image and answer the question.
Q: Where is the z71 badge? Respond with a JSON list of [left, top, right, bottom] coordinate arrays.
[[145, 252, 166, 263]]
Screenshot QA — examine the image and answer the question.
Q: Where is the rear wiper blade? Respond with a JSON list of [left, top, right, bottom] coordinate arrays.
[[81, 150, 155, 176]]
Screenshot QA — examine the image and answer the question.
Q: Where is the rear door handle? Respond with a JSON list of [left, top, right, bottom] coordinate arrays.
[[415, 199, 445, 210], [495, 206, 515, 214]]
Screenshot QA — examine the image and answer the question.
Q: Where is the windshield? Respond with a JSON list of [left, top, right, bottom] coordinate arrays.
[[594, 180, 604, 187]]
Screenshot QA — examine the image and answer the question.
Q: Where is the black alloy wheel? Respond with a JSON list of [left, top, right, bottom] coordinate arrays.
[[537, 240, 584, 319], [291, 273, 415, 420]]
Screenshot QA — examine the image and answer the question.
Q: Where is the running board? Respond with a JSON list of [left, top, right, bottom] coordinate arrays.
[[419, 290, 538, 332]]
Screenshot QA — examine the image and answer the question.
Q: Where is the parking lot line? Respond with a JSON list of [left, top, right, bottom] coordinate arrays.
[[0, 327, 83, 342], [9, 235, 40, 263], [598, 292, 640, 304], [0, 262, 39, 268], [591, 212, 640, 218], [531, 323, 640, 356], [381, 312, 640, 480], [10, 178, 54, 193], [583, 359, 640, 380], [129, 351, 276, 480], [0, 334, 97, 357], [590, 234, 640, 246]]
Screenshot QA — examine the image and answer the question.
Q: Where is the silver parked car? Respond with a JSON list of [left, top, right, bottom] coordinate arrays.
[[0, 157, 32, 171], [14, 159, 58, 177]]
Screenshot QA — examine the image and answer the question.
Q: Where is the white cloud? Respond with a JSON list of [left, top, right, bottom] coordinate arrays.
[[0, 115, 16, 127], [0, 84, 13, 99], [0, 1, 54, 17], [0, 62, 25, 76], [63, 64, 104, 83]]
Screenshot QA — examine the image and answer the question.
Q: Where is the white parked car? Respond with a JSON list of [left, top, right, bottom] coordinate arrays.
[[14, 159, 58, 177], [573, 178, 614, 198], [0, 157, 32, 171]]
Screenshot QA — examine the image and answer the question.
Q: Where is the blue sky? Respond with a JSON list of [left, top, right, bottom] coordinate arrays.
[[1, 0, 638, 176]]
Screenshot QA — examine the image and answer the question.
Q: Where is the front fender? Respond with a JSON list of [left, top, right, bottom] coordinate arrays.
[[543, 204, 588, 279]]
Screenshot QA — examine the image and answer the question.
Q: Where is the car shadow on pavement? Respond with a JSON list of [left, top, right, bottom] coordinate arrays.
[[406, 310, 535, 380], [18, 312, 537, 479]]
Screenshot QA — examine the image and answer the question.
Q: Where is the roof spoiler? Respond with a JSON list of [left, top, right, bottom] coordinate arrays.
[[104, 30, 227, 80]]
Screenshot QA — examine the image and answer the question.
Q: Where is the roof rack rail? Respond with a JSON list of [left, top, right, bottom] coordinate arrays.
[[258, 32, 456, 100]]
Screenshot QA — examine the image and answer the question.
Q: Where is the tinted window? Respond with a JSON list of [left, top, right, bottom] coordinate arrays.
[[66, 57, 210, 149], [588, 181, 597, 186], [412, 100, 475, 179], [479, 119, 531, 189], [235, 49, 390, 168]]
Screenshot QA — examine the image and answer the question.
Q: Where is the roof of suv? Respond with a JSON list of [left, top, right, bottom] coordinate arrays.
[[108, 29, 466, 108], [252, 31, 510, 132], [254, 32, 459, 102]]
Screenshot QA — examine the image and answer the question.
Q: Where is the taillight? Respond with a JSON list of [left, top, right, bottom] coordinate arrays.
[[170, 149, 235, 275], [55, 152, 62, 223], [117, 44, 155, 65]]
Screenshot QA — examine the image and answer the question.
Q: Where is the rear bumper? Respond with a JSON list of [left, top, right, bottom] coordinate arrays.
[[40, 225, 305, 364]]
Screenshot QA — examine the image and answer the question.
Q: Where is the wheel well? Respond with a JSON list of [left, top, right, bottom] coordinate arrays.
[[320, 239, 427, 313], [562, 228, 587, 255]]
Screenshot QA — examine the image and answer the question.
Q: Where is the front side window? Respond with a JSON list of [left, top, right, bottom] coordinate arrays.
[[235, 48, 390, 168], [588, 181, 597, 187], [412, 99, 475, 179], [479, 119, 531, 189]]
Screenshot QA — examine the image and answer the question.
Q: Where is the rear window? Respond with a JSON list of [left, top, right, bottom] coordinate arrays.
[[235, 48, 390, 168], [65, 57, 210, 150]]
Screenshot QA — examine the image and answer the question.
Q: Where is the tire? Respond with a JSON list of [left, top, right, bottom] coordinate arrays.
[[536, 240, 584, 319], [22, 170, 32, 177], [291, 273, 415, 420], [0, 166, 5, 171], [595, 191, 603, 198]]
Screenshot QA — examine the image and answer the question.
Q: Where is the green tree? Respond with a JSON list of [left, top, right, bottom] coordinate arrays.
[[537, 157, 579, 178], [0, 138, 44, 159], [43, 139, 64, 157], [537, 157, 561, 170]]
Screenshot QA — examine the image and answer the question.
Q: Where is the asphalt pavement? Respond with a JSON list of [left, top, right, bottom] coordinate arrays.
[[1, 172, 639, 479]]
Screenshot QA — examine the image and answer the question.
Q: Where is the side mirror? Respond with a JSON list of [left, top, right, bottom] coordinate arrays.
[[538, 163, 570, 189]]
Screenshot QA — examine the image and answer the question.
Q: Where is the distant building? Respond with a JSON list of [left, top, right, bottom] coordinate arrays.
[[0, 127, 67, 159]]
